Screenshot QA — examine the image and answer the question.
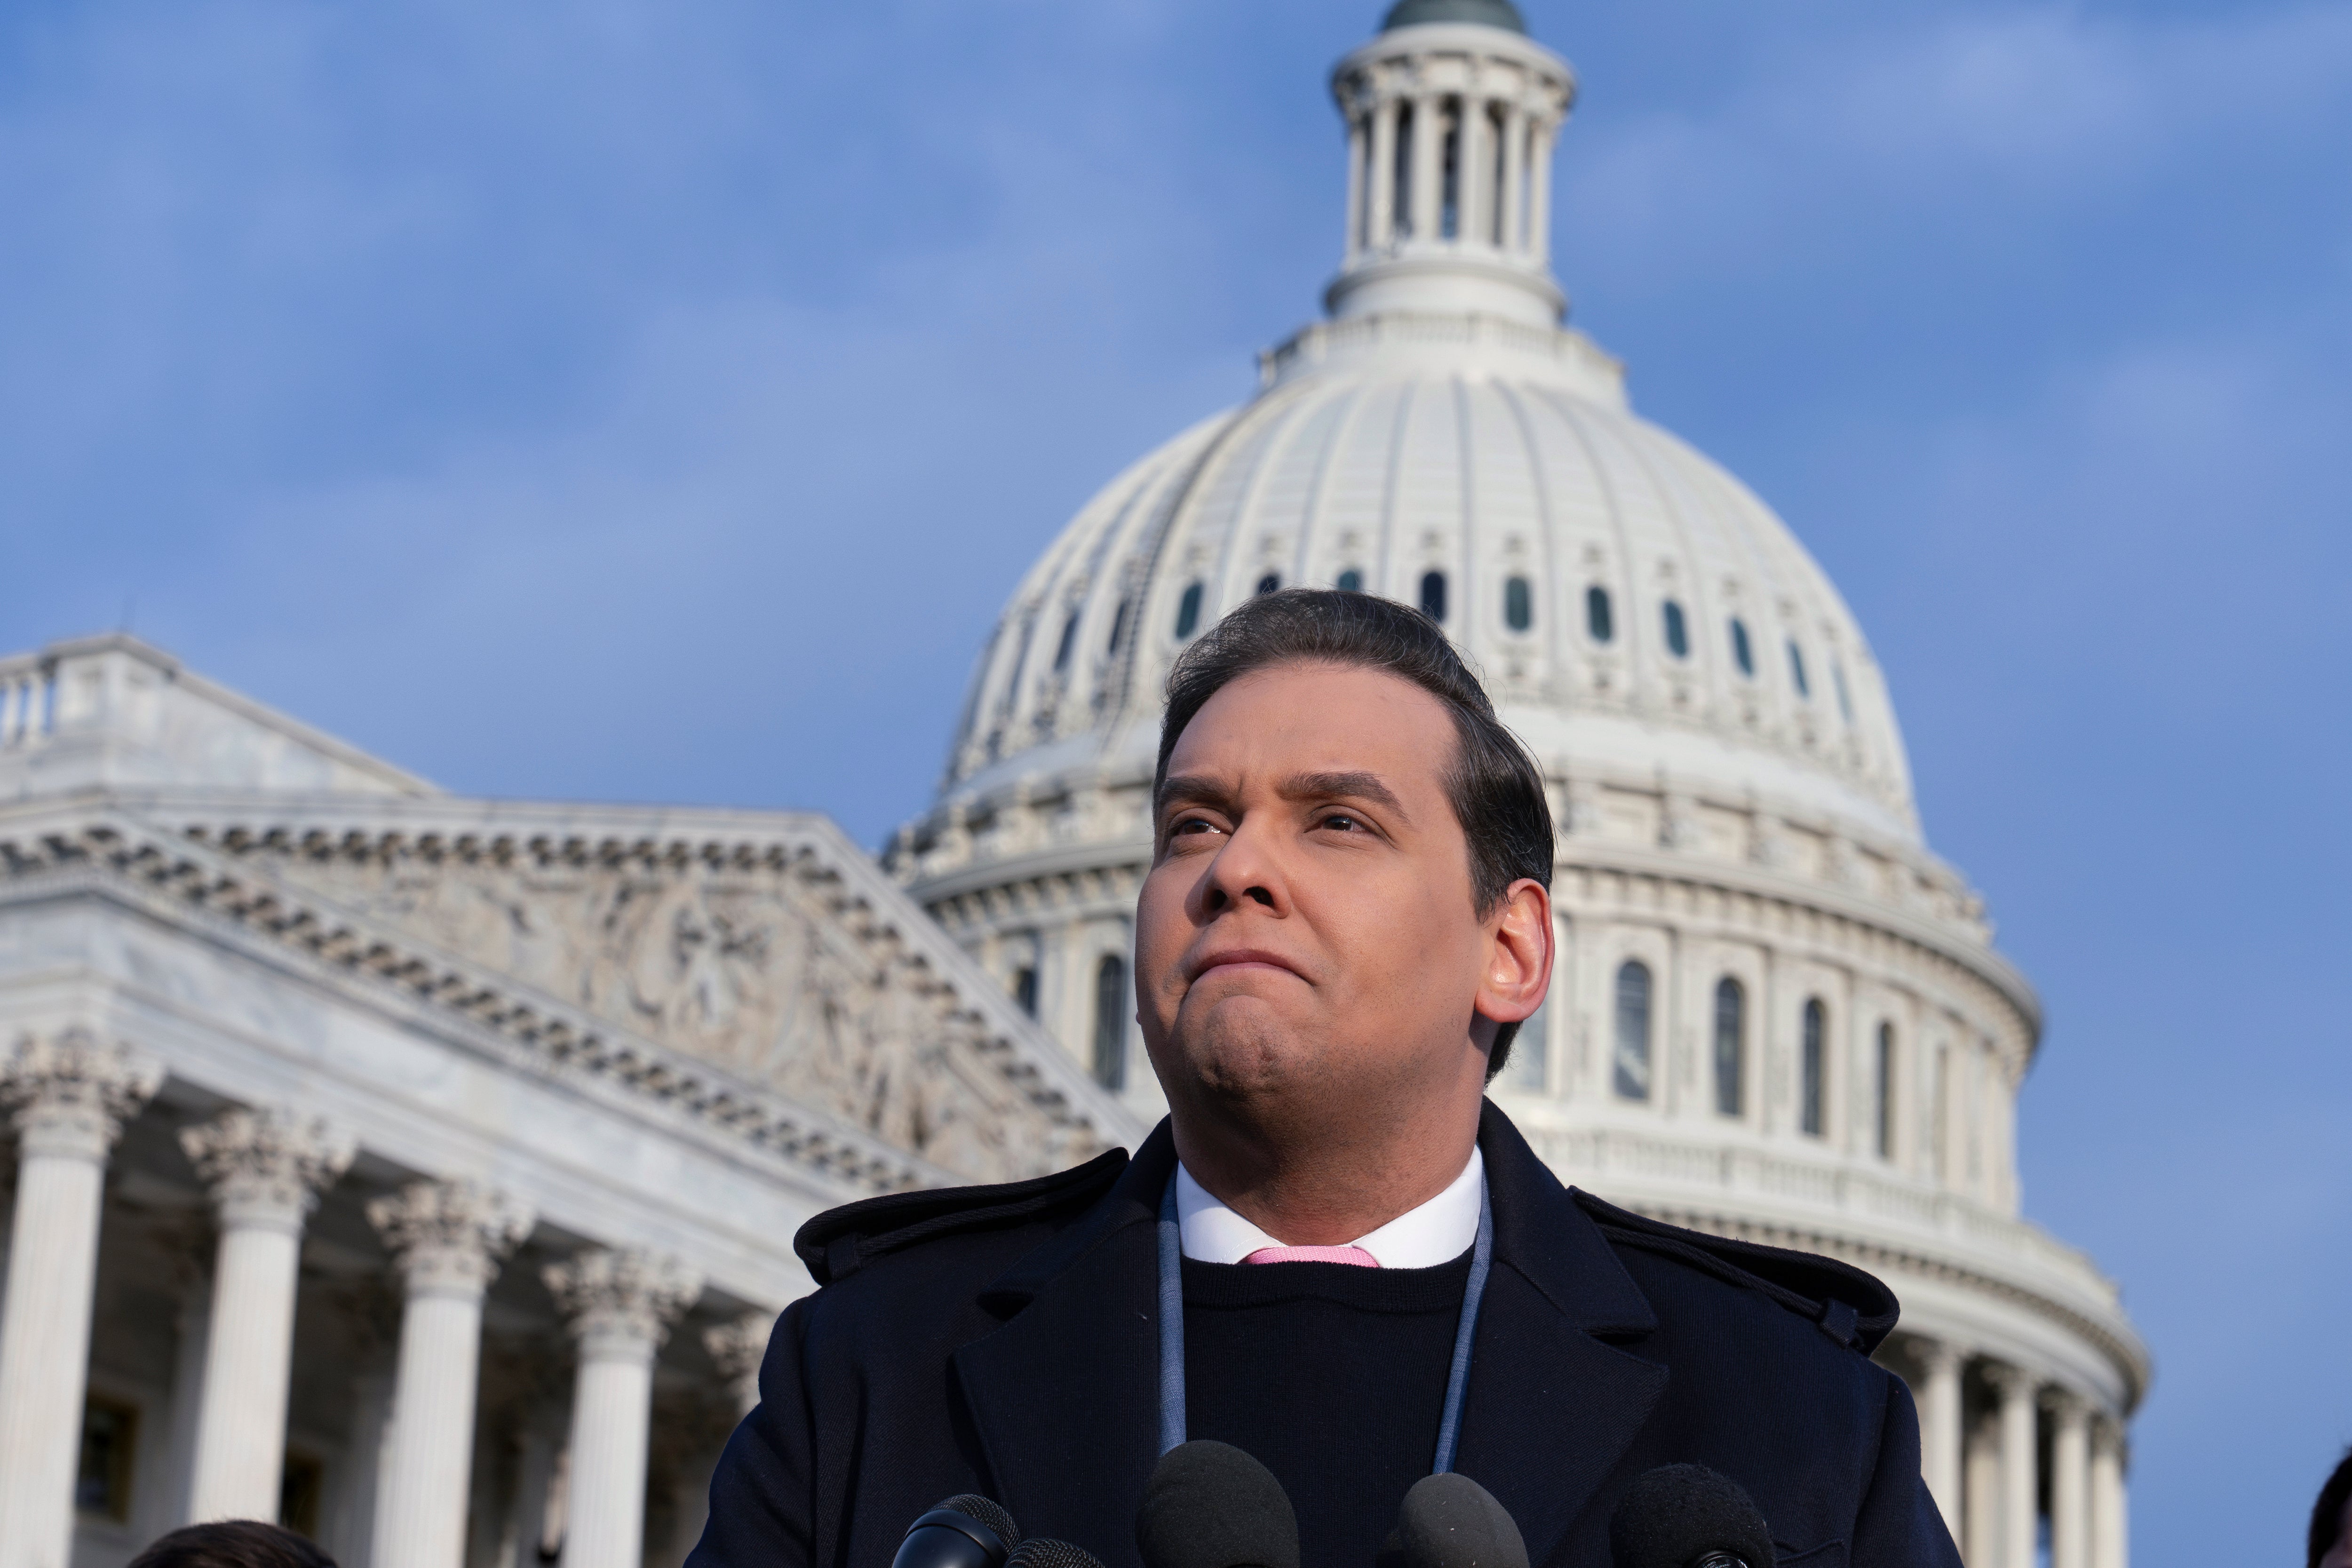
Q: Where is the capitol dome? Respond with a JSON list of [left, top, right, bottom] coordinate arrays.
[[893, 9, 2145, 1562]]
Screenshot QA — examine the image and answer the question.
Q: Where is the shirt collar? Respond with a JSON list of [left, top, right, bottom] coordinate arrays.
[[1174, 1145, 1485, 1269]]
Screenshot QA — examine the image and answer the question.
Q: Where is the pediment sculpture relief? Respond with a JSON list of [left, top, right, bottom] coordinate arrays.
[[246, 844, 1083, 1183]]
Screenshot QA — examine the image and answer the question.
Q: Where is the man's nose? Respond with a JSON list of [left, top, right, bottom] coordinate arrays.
[[1199, 818, 1284, 916]]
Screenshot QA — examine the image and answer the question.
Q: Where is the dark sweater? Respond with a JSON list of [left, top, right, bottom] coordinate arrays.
[[1180, 1251, 1475, 1568]]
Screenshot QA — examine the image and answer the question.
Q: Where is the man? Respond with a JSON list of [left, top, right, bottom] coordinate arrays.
[[691, 590, 1958, 1568]]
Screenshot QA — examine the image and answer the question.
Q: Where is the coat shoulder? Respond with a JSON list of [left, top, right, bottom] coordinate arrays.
[[793, 1146, 1132, 1287], [1570, 1189, 1901, 1354]]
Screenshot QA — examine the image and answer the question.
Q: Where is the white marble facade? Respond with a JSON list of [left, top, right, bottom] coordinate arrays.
[[0, 635, 1142, 1568], [889, 4, 2148, 1566]]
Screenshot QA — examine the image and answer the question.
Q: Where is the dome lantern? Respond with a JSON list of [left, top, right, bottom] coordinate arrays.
[[1328, 4, 1576, 327]]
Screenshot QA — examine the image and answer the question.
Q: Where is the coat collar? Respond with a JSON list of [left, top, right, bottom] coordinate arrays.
[[953, 1106, 1667, 1568], [1454, 1100, 1669, 1566]]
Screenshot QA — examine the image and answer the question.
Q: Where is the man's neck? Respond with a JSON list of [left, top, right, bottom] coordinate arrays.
[[1168, 1105, 1482, 1248]]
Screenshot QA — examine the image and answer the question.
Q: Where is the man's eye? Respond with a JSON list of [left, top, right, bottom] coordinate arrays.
[[1171, 817, 1221, 837], [1319, 812, 1362, 833]]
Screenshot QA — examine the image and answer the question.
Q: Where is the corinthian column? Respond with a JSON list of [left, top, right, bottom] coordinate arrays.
[[180, 1107, 355, 1522], [0, 1030, 162, 1568], [702, 1312, 771, 1419], [2090, 1418, 2128, 1568], [1916, 1339, 1965, 1538], [546, 1249, 703, 1568], [1987, 1363, 2040, 1568], [2047, 1390, 2090, 1568], [369, 1181, 535, 1568]]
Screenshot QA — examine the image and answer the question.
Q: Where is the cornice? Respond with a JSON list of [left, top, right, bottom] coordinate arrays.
[[0, 796, 1146, 1193]]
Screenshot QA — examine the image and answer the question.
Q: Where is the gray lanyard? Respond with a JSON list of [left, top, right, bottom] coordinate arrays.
[[1155, 1168, 1495, 1474]]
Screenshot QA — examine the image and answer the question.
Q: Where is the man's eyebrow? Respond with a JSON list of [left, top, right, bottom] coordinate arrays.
[[1281, 770, 1410, 823], [1154, 774, 1234, 816]]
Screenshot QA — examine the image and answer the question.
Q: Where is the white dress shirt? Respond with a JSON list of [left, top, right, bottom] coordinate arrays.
[[1174, 1146, 1485, 1269]]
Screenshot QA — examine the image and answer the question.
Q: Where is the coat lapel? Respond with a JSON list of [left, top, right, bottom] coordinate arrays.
[[1453, 1103, 1668, 1568], [952, 1122, 1178, 1566]]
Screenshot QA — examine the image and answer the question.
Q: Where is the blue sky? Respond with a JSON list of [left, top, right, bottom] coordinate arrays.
[[3, 0, 2346, 1559]]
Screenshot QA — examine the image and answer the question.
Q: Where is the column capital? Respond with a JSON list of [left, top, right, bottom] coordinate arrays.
[[0, 1027, 162, 1159], [181, 1106, 355, 1232], [546, 1248, 702, 1361], [1983, 1361, 2040, 1398], [1917, 1337, 1969, 1374], [2041, 1384, 2091, 1422], [368, 1178, 534, 1300], [702, 1311, 771, 1385]]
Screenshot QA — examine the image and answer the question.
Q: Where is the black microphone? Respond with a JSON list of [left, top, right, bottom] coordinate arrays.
[[1008, 1540, 1108, 1568], [1606, 1465, 1775, 1568], [1136, 1440, 1301, 1568], [895, 1495, 1021, 1568], [1379, 1472, 1528, 1568]]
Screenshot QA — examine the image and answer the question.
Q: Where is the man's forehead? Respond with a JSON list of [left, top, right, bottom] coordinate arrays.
[[1165, 661, 1454, 780]]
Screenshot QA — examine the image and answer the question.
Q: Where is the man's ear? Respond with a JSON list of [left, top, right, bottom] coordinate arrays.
[[1475, 878, 1552, 1025]]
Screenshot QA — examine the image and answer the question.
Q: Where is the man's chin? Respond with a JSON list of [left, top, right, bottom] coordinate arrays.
[[1169, 996, 1325, 1103]]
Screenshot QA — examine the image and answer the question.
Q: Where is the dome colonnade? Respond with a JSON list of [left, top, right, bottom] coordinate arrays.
[[891, 4, 2149, 1565]]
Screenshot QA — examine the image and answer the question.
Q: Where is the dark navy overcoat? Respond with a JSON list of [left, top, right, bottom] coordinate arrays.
[[687, 1101, 1961, 1568]]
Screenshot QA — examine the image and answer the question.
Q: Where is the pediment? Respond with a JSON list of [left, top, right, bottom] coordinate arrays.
[[5, 800, 1138, 1189]]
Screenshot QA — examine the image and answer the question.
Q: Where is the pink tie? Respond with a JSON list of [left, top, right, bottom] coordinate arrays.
[[1242, 1245, 1377, 1267]]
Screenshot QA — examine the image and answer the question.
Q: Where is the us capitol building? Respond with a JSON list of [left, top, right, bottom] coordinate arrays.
[[0, 5, 2145, 1568]]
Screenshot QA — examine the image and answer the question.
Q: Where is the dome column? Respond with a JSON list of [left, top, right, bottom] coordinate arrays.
[[1499, 103, 1528, 253], [1527, 118, 1555, 265], [1345, 113, 1369, 257], [2090, 1419, 2128, 1568], [1916, 1339, 1965, 1536], [1367, 96, 1400, 249], [1459, 92, 1489, 244], [2047, 1389, 2091, 1568], [1986, 1363, 2040, 1568], [1407, 90, 1442, 241]]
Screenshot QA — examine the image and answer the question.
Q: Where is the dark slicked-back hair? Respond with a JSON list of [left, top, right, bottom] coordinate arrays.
[[2312, 1447, 2352, 1568], [128, 1522, 338, 1568], [1155, 588, 1554, 1079]]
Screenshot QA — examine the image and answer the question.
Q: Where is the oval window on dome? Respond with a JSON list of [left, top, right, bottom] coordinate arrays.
[[1052, 612, 1080, 673], [1107, 598, 1130, 655], [1175, 581, 1204, 640], [1586, 585, 1614, 644], [1336, 568, 1364, 593], [1256, 572, 1281, 596], [1730, 618, 1754, 677], [1503, 575, 1533, 633], [1788, 641, 1811, 699], [1419, 570, 1447, 622], [1662, 599, 1689, 659]]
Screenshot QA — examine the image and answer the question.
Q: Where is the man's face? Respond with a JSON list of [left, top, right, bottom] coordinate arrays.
[[1134, 661, 1548, 1141]]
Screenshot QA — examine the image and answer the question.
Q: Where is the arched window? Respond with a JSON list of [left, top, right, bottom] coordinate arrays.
[[1053, 612, 1080, 673], [1504, 575, 1533, 632], [1730, 618, 1754, 677], [1875, 1022, 1896, 1160], [1662, 600, 1689, 659], [1337, 568, 1364, 593], [1175, 582, 1204, 640], [1093, 954, 1128, 1091], [1800, 998, 1827, 1137], [1586, 585, 1615, 644], [1012, 966, 1038, 1018], [1107, 598, 1131, 655], [1255, 573, 1281, 596], [1788, 641, 1811, 699], [1613, 960, 1653, 1101], [1419, 570, 1447, 622], [1712, 977, 1745, 1117]]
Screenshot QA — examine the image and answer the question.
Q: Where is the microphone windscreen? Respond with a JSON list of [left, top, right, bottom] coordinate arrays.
[[1008, 1540, 1105, 1568], [940, 1496, 1022, 1548], [1606, 1465, 1775, 1568], [1136, 1441, 1301, 1568], [1391, 1472, 1528, 1568]]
